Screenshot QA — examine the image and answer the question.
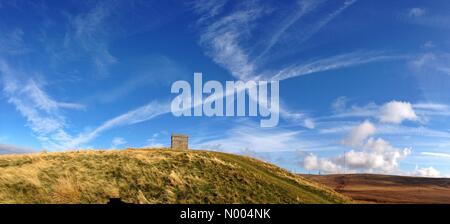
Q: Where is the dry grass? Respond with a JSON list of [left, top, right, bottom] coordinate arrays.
[[0, 149, 350, 204]]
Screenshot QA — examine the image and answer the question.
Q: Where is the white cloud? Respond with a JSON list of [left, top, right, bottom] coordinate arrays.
[[111, 137, 126, 149], [412, 166, 441, 177], [304, 121, 412, 174], [378, 101, 418, 124], [303, 153, 344, 173], [342, 120, 376, 147], [350, 138, 411, 170], [328, 99, 421, 124]]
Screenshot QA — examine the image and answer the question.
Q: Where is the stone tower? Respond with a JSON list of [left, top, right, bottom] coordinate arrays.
[[171, 134, 188, 150]]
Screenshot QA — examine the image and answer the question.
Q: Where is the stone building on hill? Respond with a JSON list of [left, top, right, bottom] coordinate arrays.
[[171, 134, 188, 150]]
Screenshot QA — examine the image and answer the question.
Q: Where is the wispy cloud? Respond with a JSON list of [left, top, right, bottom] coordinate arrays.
[[325, 98, 450, 123], [195, 0, 380, 83], [189, 0, 227, 24], [21, 80, 85, 112], [199, 4, 263, 80], [411, 52, 450, 76], [0, 60, 84, 150], [1, 59, 170, 150], [292, 0, 357, 45], [194, 0, 388, 129], [254, 0, 358, 66], [0, 1, 185, 151], [421, 152, 450, 159], [414, 102, 449, 110], [319, 121, 450, 139], [255, 0, 323, 60], [317, 98, 450, 140], [65, 1, 118, 77], [90, 56, 188, 103], [192, 122, 307, 152], [67, 100, 170, 148], [0, 28, 29, 56], [278, 103, 315, 129], [268, 51, 405, 81], [62, 1, 174, 77], [377, 125, 450, 139]]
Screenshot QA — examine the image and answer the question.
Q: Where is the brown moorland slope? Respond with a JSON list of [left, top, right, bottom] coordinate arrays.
[[301, 174, 450, 204]]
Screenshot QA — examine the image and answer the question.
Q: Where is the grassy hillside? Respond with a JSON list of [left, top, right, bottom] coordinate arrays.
[[302, 174, 450, 204], [0, 149, 349, 204]]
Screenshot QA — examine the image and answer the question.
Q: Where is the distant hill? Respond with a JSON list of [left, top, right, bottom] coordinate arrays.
[[0, 149, 349, 204], [301, 174, 450, 204]]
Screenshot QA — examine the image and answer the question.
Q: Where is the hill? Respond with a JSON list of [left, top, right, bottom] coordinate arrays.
[[0, 149, 349, 204], [301, 174, 450, 204]]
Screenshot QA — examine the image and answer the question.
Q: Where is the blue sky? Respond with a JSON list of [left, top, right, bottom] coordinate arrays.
[[1, 0, 450, 177]]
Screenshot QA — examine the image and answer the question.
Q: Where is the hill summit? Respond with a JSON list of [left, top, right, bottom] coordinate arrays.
[[0, 149, 349, 204]]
